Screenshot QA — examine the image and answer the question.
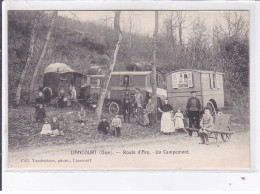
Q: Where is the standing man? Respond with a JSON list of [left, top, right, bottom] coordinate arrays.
[[122, 90, 131, 123], [70, 86, 77, 107], [146, 98, 155, 125], [134, 88, 143, 112], [186, 91, 202, 130], [43, 87, 53, 106], [58, 88, 66, 108]]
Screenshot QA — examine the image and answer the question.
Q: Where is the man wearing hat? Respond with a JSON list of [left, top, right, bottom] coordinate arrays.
[[122, 90, 131, 123], [186, 91, 202, 130]]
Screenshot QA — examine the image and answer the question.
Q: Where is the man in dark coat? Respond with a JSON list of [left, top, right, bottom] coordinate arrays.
[[35, 92, 46, 123], [43, 87, 53, 106], [97, 118, 110, 135], [35, 92, 45, 106], [186, 91, 202, 130], [122, 91, 131, 123], [58, 88, 66, 108]]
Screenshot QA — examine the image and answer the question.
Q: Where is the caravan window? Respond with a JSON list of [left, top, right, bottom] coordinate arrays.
[[209, 73, 221, 89], [90, 78, 102, 86], [172, 72, 193, 89], [120, 75, 133, 87], [156, 74, 161, 86], [209, 74, 216, 89], [90, 78, 98, 85], [122, 75, 130, 87]]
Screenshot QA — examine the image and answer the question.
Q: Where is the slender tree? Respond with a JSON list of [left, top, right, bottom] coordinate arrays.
[[95, 11, 122, 119], [176, 11, 189, 46], [29, 11, 58, 102], [15, 12, 40, 105], [151, 11, 158, 122]]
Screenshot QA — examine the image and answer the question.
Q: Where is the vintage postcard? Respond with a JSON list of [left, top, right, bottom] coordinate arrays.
[[4, 7, 250, 170]]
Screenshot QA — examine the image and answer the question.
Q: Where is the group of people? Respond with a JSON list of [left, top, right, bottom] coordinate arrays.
[[34, 90, 65, 136], [36, 85, 77, 109], [122, 88, 155, 126], [159, 90, 214, 145], [35, 85, 214, 144], [97, 115, 122, 137], [41, 117, 64, 136], [35, 85, 77, 122], [58, 86, 77, 108]]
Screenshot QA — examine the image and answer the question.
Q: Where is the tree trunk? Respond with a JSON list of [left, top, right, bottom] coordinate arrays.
[[151, 11, 158, 122], [28, 11, 58, 102], [169, 12, 175, 50], [129, 18, 132, 48], [15, 12, 39, 106], [179, 24, 183, 46], [95, 11, 122, 120]]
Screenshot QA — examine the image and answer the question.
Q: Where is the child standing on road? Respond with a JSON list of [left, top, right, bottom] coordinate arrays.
[[111, 115, 122, 137], [173, 108, 185, 131]]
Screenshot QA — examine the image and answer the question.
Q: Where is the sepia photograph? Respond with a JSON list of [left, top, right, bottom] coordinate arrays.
[[6, 9, 250, 169]]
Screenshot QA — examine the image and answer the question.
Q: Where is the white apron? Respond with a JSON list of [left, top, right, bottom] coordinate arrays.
[[161, 112, 175, 133]]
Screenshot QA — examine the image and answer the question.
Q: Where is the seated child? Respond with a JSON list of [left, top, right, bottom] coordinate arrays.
[[97, 117, 110, 135], [136, 103, 143, 125], [36, 104, 46, 123], [40, 118, 52, 135], [199, 107, 214, 145], [173, 108, 185, 131], [143, 109, 149, 126], [78, 106, 86, 125], [51, 117, 64, 136], [111, 115, 122, 137]]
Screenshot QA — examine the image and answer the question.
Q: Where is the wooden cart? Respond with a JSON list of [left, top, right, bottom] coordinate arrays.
[[187, 112, 233, 145]]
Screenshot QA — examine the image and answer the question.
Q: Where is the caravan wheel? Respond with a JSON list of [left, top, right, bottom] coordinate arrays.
[[109, 101, 120, 115]]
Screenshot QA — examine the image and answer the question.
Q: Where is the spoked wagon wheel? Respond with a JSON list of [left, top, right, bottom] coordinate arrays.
[[221, 125, 232, 142], [207, 101, 216, 117], [109, 101, 120, 115]]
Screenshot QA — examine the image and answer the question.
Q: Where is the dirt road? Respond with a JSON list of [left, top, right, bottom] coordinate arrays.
[[8, 130, 250, 170]]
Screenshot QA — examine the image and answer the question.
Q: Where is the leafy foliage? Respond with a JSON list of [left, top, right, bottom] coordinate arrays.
[[8, 11, 249, 108]]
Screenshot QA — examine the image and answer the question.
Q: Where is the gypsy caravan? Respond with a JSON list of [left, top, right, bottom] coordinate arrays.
[[165, 69, 224, 113], [105, 71, 167, 114], [81, 70, 167, 114], [43, 63, 83, 97]]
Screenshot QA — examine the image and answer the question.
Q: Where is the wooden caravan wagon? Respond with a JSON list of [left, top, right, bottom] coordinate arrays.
[[79, 66, 105, 105], [43, 63, 83, 97], [106, 71, 167, 114], [165, 69, 224, 113], [80, 69, 167, 114]]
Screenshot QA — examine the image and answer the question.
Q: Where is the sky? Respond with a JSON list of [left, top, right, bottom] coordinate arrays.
[[58, 11, 249, 41]]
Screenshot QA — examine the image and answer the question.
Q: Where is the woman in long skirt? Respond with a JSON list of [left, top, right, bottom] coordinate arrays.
[[158, 99, 175, 134]]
